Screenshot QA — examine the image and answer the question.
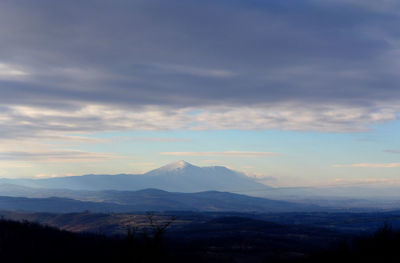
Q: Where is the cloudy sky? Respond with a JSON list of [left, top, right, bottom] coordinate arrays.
[[0, 0, 399, 187]]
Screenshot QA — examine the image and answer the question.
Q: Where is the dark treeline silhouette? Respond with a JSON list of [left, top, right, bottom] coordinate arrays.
[[295, 223, 400, 263], [0, 216, 181, 263], [0, 216, 399, 263]]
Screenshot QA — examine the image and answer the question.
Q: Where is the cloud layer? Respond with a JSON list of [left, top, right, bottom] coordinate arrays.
[[0, 0, 400, 138]]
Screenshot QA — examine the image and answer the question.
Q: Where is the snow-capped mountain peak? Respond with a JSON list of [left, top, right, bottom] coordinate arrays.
[[146, 160, 197, 175], [159, 160, 192, 171]]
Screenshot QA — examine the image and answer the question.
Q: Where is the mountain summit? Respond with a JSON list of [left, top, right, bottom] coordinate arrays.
[[150, 160, 194, 173], [0, 161, 271, 193]]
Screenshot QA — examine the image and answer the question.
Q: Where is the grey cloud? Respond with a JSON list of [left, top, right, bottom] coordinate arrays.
[[0, 0, 399, 132]]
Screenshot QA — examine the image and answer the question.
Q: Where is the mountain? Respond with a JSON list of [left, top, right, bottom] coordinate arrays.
[[143, 160, 271, 192], [0, 188, 321, 213], [0, 161, 271, 193]]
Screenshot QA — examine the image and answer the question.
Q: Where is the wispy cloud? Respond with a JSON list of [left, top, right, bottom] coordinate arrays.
[[384, 149, 400, 154], [0, 150, 122, 163], [111, 137, 189, 143], [0, 62, 28, 78], [334, 163, 400, 168], [0, 162, 33, 168], [160, 151, 279, 157], [332, 178, 400, 186]]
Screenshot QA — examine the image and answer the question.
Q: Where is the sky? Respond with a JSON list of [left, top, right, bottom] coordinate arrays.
[[0, 0, 399, 187]]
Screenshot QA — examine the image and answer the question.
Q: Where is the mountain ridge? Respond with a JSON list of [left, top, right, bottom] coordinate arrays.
[[0, 161, 271, 193], [0, 188, 322, 213]]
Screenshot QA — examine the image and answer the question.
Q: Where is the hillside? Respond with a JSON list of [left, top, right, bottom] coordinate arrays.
[[0, 215, 341, 263]]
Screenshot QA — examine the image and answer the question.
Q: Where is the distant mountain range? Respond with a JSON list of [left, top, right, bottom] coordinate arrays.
[[0, 161, 270, 193], [0, 160, 322, 213], [0, 160, 399, 212], [0, 188, 321, 213]]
